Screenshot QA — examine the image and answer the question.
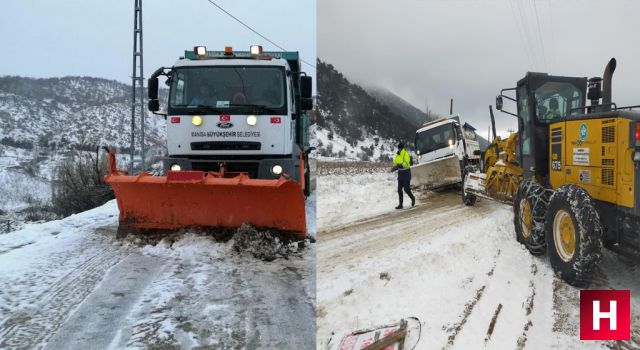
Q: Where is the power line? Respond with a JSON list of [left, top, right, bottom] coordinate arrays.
[[203, 0, 315, 69], [509, 0, 534, 68], [516, 0, 540, 70], [532, 0, 548, 71]]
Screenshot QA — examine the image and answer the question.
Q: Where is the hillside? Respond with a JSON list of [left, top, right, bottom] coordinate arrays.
[[0, 76, 167, 224], [364, 86, 437, 127], [316, 60, 422, 160], [0, 76, 165, 153]]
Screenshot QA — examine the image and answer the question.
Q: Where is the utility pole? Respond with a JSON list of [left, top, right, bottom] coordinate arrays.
[[130, 0, 145, 172]]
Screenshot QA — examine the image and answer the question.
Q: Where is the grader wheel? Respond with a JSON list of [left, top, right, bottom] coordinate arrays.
[[513, 180, 549, 255], [544, 185, 603, 286]]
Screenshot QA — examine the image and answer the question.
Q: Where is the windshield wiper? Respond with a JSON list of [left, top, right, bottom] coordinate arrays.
[[227, 103, 279, 114]]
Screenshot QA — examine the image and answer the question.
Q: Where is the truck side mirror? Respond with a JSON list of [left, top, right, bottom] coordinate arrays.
[[148, 77, 159, 100], [148, 99, 160, 112], [301, 97, 313, 111], [300, 76, 312, 98], [496, 96, 503, 111]]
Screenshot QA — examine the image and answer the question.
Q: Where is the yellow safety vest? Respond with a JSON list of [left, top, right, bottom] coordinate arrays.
[[393, 148, 411, 169]]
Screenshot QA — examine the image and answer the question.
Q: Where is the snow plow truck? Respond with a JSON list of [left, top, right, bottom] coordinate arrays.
[[464, 58, 640, 286], [105, 46, 314, 238]]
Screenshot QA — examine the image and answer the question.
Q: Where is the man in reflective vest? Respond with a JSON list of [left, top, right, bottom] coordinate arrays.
[[391, 142, 415, 209]]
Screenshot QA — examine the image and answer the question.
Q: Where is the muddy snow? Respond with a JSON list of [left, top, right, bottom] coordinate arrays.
[[0, 194, 316, 350], [317, 171, 640, 349]]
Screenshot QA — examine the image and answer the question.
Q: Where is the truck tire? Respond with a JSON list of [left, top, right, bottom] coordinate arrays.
[[513, 180, 549, 255], [461, 165, 477, 206], [544, 185, 603, 286]]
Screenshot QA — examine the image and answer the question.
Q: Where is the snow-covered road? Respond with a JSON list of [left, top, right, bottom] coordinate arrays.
[[0, 199, 316, 350], [317, 172, 640, 350]]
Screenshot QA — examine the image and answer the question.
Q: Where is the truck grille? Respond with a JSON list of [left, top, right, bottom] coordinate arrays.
[[192, 162, 259, 177], [191, 141, 261, 151]]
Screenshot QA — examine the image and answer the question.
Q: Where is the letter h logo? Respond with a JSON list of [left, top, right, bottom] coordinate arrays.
[[580, 290, 630, 340]]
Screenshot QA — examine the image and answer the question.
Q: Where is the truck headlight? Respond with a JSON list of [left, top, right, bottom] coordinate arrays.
[[192, 115, 203, 126], [170, 164, 181, 171], [448, 139, 454, 149], [271, 164, 283, 175], [246, 115, 257, 126]]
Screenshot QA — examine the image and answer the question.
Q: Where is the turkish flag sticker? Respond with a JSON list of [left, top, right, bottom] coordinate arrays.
[[270, 117, 281, 124], [220, 115, 231, 122], [170, 116, 181, 124], [580, 290, 630, 340]]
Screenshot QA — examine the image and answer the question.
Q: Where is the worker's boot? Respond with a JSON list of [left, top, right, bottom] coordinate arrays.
[[395, 204, 403, 210], [411, 196, 415, 207]]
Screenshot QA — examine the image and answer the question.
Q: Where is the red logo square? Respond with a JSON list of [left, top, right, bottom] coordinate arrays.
[[580, 290, 630, 340], [220, 115, 231, 122], [170, 116, 181, 124], [270, 117, 281, 124]]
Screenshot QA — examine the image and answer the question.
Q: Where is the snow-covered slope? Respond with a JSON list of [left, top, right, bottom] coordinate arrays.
[[316, 125, 398, 162], [317, 60, 420, 160], [0, 76, 165, 151], [0, 76, 167, 219]]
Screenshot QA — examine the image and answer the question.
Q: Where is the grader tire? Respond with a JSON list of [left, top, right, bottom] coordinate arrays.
[[544, 185, 603, 287], [513, 180, 550, 255]]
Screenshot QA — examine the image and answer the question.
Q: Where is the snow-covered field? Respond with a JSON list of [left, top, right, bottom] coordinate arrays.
[[317, 171, 640, 349], [0, 193, 317, 349], [318, 172, 397, 230]]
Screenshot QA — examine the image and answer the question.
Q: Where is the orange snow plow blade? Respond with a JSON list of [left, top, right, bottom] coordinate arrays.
[[104, 153, 306, 238]]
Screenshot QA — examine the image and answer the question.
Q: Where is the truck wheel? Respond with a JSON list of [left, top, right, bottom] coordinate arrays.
[[461, 165, 476, 206], [513, 180, 549, 255], [545, 185, 603, 286]]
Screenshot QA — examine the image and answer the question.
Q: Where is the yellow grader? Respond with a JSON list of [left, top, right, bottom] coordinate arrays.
[[464, 58, 640, 285]]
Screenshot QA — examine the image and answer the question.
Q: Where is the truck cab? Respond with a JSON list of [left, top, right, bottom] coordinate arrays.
[[148, 46, 313, 188], [414, 116, 480, 164]]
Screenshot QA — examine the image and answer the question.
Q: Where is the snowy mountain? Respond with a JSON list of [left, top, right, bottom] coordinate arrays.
[[316, 60, 422, 161], [0, 76, 166, 153], [0, 76, 167, 221], [363, 86, 437, 127]]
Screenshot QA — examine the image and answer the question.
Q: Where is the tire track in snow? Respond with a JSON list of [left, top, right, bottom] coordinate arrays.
[[0, 242, 124, 350], [441, 221, 539, 350]]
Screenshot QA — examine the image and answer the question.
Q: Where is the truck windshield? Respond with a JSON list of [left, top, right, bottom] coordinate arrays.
[[415, 123, 456, 155], [168, 66, 287, 115], [534, 82, 583, 123]]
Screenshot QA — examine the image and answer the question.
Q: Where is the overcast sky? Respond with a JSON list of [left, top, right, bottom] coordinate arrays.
[[319, 0, 640, 137], [0, 0, 315, 84]]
